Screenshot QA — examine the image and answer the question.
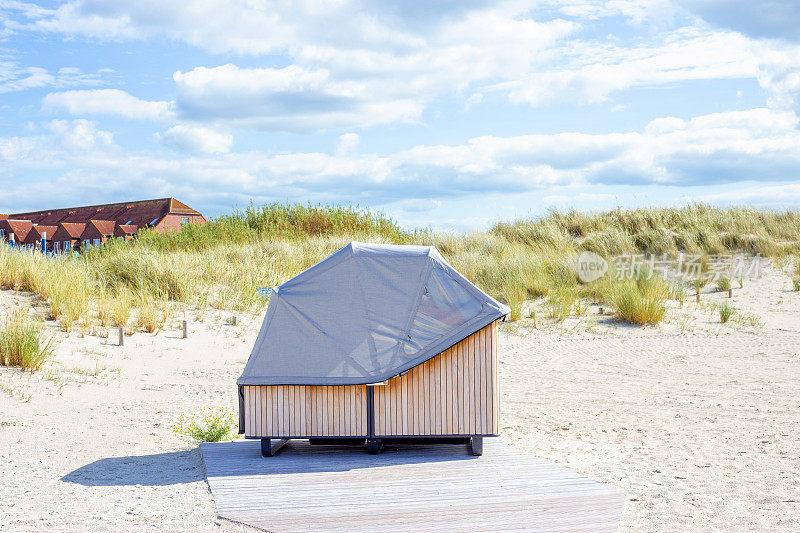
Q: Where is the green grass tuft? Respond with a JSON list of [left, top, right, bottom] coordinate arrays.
[[718, 301, 735, 323], [0, 310, 57, 372], [173, 408, 237, 443]]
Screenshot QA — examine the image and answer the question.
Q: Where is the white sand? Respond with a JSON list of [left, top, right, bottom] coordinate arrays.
[[1, 263, 798, 531]]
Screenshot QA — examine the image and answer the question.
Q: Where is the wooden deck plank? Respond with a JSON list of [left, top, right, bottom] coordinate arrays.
[[201, 440, 626, 532]]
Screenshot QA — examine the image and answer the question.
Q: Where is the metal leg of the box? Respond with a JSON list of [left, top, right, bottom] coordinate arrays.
[[470, 436, 483, 456], [261, 438, 289, 457]]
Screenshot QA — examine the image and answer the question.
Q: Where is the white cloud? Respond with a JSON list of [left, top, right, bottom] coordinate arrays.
[[542, 192, 616, 205], [697, 183, 800, 204], [42, 89, 175, 121], [678, 0, 800, 42], [395, 199, 442, 213], [156, 124, 232, 155], [495, 27, 759, 106], [173, 64, 420, 131], [0, 60, 103, 94], [4, 107, 799, 216], [336, 133, 359, 156]]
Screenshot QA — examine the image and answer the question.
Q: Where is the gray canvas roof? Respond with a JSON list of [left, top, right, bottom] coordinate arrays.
[[238, 242, 509, 386]]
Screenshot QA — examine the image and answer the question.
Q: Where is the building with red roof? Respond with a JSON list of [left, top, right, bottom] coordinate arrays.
[[1, 198, 206, 252], [0, 219, 34, 244]]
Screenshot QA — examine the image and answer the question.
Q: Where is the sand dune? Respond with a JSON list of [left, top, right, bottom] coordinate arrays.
[[1, 264, 798, 531]]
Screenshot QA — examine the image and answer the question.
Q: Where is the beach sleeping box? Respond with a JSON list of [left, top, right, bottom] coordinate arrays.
[[238, 242, 509, 456]]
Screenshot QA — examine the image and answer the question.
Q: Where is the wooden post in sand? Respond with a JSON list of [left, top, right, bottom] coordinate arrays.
[[728, 288, 733, 298], [182, 320, 188, 339], [696, 290, 700, 303], [118, 327, 124, 347]]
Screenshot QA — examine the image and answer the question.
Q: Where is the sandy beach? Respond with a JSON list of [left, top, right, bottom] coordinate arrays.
[[1, 263, 798, 531]]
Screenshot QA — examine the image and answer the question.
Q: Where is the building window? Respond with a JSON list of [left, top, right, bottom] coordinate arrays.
[[53, 242, 59, 253], [181, 217, 190, 225], [0, 229, 5, 239], [93, 238, 101, 247], [83, 239, 90, 249], [64, 241, 71, 251]]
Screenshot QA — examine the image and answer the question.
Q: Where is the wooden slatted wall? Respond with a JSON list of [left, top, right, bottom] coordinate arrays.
[[242, 319, 499, 438], [373, 320, 499, 437], [243, 385, 368, 437]]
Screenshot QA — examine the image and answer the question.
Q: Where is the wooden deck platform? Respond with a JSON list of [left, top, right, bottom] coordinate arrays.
[[201, 439, 626, 532]]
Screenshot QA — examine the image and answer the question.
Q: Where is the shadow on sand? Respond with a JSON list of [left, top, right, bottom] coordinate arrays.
[[61, 448, 205, 486], [202, 440, 480, 477]]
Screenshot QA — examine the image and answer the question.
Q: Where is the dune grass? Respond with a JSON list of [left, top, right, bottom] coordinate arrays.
[[718, 301, 735, 323], [173, 408, 237, 443], [1, 203, 799, 332], [0, 310, 56, 372]]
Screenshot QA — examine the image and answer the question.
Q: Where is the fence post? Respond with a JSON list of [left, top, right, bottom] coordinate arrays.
[[696, 290, 700, 303], [118, 327, 124, 346], [728, 288, 733, 298], [182, 320, 188, 339]]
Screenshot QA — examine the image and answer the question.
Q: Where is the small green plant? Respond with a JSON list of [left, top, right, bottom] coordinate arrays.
[[692, 277, 708, 294], [716, 276, 731, 292], [502, 286, 526, 322], [111, 290, 132, 327], [573, 299, 590, 316], [0, 310, 57, 372], [546, 288, 576, 321], [671, 283, 687, 307], [718, 301, 734, 323], [137, 296, 165, 334], [611, 281, 667, 325], [793, 277, 800, 291], [526, 308, 537, 327], [173, 408, 237, 443]]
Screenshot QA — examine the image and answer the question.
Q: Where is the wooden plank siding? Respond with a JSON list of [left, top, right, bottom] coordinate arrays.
[[373, 320, 498, 437], [242, 320, 499, 438], [243, 384, 368, 437]]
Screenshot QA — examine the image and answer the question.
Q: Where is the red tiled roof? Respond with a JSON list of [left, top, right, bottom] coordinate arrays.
[[81, 220, 116, 239], [9, 198, 203, 229], [0, 219, 34, 242], [23, 225, 57, 244], [53, 222, 86, 240], [115, 224, 138, 237]]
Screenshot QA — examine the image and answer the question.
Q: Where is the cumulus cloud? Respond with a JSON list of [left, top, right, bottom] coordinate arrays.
[[0, 60, 103, 94], [173, 64, 420, 131], [678, 0, 800, 42], [3, 107, 799, 215], [494, 27, 759, 106], [10, 0, 800, 134], [336, 133, 359, 156], [4, 1, 575, 130], [44, 119, 115, 151], [42, 89, 175, 121], [156, 125, 232, 154]]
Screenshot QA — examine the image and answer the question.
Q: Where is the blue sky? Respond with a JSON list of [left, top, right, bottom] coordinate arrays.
[[2, 0, 800, 231]]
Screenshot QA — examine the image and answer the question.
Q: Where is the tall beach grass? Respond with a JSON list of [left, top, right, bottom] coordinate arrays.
[[1, 203, 798, 330]]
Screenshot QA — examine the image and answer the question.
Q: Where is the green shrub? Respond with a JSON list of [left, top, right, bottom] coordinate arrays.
[[173, 408, 237, 443], [546, 288, 576, 321], [692, 277, 708, 293], [792, 277, 800, 292], [611, 281, 667, 325], [716, 276, 731, 292], [718, 302, 734, 323], [0, 310, 56, 372]]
